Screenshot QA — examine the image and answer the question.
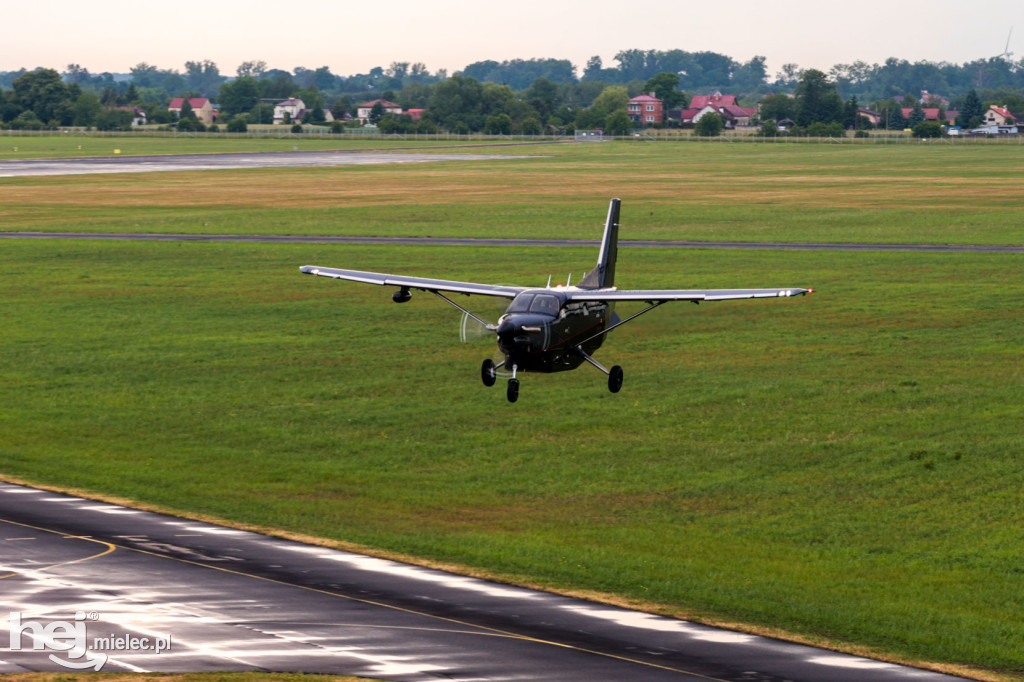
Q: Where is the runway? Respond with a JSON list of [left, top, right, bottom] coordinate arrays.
[[0, 481, 961, 680], [0, 149, 532, 178], [2, 230, 1022, 252]]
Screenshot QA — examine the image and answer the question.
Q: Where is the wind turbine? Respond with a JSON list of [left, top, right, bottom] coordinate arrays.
[[996, 27, 1014, 59], [978, 28, 1014, 87]]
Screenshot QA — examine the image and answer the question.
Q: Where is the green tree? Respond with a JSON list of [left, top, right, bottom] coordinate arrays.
[[913, 121, 944, 138], [843, 95, 860, 129], [958, 89, 984, 128], [519, 116, 542, 135], [591, 85, 629, 114], [218, 76, 260, 117], [72, 92, 102, 127], [604, 110, 632, 136], [369, 101, 385, 125], [426, 75, 485, 131], [9, 110, 44, 130], [179, 99, 196, 121], [733, 55, 768, 91], [523, 78, 560, 121], [484, 113, 512, 135], [642, 72, 686, 110], [887, 105, 907, 130], [795, 69, 842, 126], [694, 112, 724, 136], [759, 94, 796, 123], [226, 115, 248, 133], [907, 102, 926, 128], [95, 108, 133, 131], [184, 59, 222, 96], [758, 119, 780, 136], [12, 68, 75, 124]]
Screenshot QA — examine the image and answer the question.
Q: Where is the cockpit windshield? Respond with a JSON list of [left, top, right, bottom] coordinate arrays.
[[507, 292, 561, 316]]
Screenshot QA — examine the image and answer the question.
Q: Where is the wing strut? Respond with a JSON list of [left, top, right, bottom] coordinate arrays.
[[574, 300, 670, 350], [430, 290, 497, 330]]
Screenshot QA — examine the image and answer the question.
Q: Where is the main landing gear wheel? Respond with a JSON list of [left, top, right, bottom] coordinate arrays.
[[481, 358, 497, 387], [608, 365, 624, 393], [507, 379, 520, 403]]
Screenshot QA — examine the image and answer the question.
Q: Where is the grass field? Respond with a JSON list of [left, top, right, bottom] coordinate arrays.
[[3, 139, 1024, 246], [1, 137, 1023, 680]]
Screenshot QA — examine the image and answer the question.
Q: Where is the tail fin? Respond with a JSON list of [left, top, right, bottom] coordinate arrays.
[[578, 198, 620, 290]]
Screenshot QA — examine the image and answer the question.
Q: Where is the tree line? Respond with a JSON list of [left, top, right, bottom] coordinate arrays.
[[1, 50, 1021, 134]]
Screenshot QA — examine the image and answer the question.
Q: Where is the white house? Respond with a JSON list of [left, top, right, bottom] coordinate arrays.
[[356, 99, 403, 124], [273, 99, 305, 125]]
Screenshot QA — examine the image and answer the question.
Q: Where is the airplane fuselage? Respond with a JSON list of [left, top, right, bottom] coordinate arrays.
[[495, 288, 612, 373]]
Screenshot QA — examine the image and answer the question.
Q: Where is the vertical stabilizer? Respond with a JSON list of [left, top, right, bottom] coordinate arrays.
[[578, 198, 620, 289]]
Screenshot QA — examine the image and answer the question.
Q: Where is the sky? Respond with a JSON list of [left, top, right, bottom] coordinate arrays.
[[4, 0, 1022, 80]]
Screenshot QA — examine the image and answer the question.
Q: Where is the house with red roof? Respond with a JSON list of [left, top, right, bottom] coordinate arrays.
[[168, 97, 215, 125], [984, 105, 1017, 125], [628, 93, 664, 126], [356, 99, 403, 124], [689, 92, 738, 109], [900, 108, 958, 123]]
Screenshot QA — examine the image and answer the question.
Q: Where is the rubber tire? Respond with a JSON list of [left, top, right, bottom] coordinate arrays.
[[507, 378, 520, 403], [481, 359, 497, 387], [608, 365, 624, 393]]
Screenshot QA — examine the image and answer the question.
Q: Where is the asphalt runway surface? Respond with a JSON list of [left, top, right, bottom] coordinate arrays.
[[0, 481, 963, 680], [0, 149, 533, 177], [3, 230, 1022, 252]]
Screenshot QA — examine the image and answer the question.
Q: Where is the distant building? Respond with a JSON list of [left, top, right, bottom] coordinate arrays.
[[118, 106, 147, 127], [920, 90, 951, 108], [984, 105, 1017, 126], [628, 93, 664, 125], [901, 108, 953, 123], [675, 101, 756, 129], [689, 92, 737, 109], [356, 99, 403, 124], [857, 108, 883, 127], [168, 97, 215, 125], [273, 98, 305, 125]]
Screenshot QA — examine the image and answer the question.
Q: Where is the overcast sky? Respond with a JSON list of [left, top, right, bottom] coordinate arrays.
[[5, 0, 1022, 80]]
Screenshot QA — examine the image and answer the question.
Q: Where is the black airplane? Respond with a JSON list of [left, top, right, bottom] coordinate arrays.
[[301, 199, 812, 402]]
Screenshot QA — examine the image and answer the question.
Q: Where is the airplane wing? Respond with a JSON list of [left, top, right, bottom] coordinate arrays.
[[300, 266, 526, 299], [565, 287, 812, 302]]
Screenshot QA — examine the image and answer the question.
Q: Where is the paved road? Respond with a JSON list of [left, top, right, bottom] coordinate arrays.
[[0, 481, 962, 680]]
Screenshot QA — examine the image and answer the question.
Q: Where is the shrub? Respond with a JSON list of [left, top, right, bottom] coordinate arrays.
[[913, 121, 944, 139]]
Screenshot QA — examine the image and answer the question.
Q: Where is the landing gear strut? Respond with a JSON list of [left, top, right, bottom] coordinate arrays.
[[575, 347, 625, 394]]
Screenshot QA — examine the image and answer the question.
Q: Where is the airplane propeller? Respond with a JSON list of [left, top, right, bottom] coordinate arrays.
[[457, 295, 508, 343]]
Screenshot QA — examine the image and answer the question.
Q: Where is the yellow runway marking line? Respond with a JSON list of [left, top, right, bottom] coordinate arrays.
[[0, 518, 116, 579]]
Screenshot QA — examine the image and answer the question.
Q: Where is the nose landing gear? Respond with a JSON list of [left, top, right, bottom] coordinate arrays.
[[507, 363, 520, 403]]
